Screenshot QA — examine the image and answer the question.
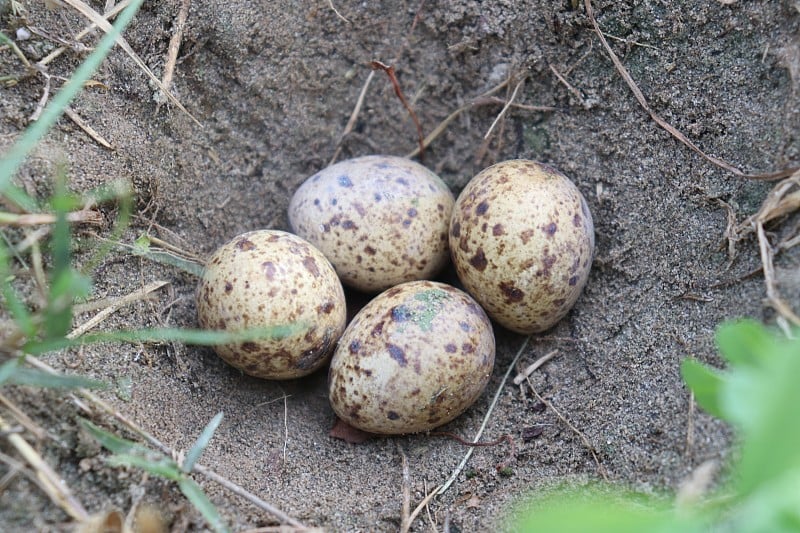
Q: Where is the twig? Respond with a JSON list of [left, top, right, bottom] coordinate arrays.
[[370, 60, 425, 160], [282, 394, 288, 463], [64, 107, 114, 149], [483, 78, 523, 140], [399, 444, 411, 533], [431, 431, 516, 470], [525, 379, 609, 481], [0, 393, 48, 441], [59, 0, 201, 126], [0, 210, 103, 226], [436, 335, 530, 495], [757, 222, 800, 325], [67, 280, 169, 339], [584, 0, 798, 181], [24, 356, 309, 529], [0, 413, 88, 521], [513, 349, 558, 385], [408, 485, 441, 530], [550, 64, 587, 108], [327, 0, 349, 23], [157, 0, 191, 109], [38, 0, 132, 67], [328, 70, 375, 166]]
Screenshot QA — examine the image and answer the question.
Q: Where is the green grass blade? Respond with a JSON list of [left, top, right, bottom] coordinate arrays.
[[183, 412, 223, 473], [132, 235, 205, 277], [7, 368, 105, 389], [24, 324, 306, 355], [0, 358, 22, 386], [680, 358, 725, 420], [0, 242, 36, 338], [44, 167, 77, 340], [107, 453, 183, 481], [0, 0, 145, 190], [79, 419, 148, 455], [178, 477, 230, 533]]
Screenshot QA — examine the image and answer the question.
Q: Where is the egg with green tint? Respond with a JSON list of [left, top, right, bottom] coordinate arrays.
[[288, 155, 455, 293], [328, 280, 495, 434]]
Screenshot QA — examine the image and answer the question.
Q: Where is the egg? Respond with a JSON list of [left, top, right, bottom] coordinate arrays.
[[328, 280, 495, 434], [449, 160, 595, 334], [288, 155, 455, 293], [196, 230, 347, 379]]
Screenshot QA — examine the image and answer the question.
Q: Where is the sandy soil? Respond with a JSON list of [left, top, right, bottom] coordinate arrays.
[[1, 1, 798, 531]]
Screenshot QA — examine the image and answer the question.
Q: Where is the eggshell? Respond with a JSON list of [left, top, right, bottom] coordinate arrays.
[[288, 155, 455, 293], [196, 230, 346, 379], [449, 160, 594, 334], [328, 280, 495, 434]]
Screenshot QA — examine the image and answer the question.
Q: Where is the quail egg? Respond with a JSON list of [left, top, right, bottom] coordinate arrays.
[[288, 155, 455, 293], [449, 160, 594, 334], [328, 280, 495, 434], [196, 230, 347, 379]]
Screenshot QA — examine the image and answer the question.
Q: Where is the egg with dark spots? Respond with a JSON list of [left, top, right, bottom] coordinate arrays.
[[328, 280, 495, 434], [449, 160, 595, 334], [196, 230, 347, 379], [288, 155, 455, 293]]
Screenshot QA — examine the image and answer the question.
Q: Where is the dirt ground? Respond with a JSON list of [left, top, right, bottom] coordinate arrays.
[[1, 0, 799, 531]]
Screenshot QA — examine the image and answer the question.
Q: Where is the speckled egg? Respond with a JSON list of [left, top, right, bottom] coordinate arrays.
[[449, 160, 595, 334], [196, 230, 347, 380], [328, 280, 495, 434], [288, 155, 455, 293]]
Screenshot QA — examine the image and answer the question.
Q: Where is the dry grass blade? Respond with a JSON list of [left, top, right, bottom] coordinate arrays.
[[0, 393, 48, 441], [437, 335, 530, 496], [38, 0, 132, 67], [158, 0, 191, 109], [525, 379, 609, 481], [483, 78, 523, 140], [59, 0, 201, 126], [399, 444, 411, 533], [327, 0, 350, 23], [513, 349, 559, 385], [0, 209, 103, 226], [329, 70, 375, 165], [68, 280, 169, 339], [756, 222, 800, 326], [0, 414, 88, 521], [584, 0, 798, 181], [23, 357, 308, 529], [64, 107, 113, 149]]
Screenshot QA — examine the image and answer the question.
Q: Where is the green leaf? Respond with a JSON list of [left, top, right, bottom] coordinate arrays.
[[511, 488, 707, 533], [178, 477, 230, 533], [6, 368, 105, 389], [715, 319, 775, 368], [107, 453, 183, 481], [726, 332, 800, 497], [0, 0, 145, 191], [680, 358, 726, 420], [183, 412, 223, 473]]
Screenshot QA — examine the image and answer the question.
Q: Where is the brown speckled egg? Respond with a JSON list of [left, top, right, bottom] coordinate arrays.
[[449, 160, 594, 334], [328, 280, 495, 434], [288, 155, 455, 293], [196, 230, 346, 379]]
